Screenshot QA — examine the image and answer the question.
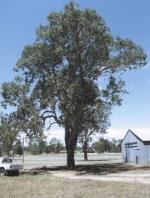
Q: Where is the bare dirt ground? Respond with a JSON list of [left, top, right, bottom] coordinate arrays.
[[51, 169, 150, 184], [30, 163, 150, 185], [18, 153, 150, 185]]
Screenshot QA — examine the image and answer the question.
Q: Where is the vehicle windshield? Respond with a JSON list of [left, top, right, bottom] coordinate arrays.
[[2, 158, 13, 163]]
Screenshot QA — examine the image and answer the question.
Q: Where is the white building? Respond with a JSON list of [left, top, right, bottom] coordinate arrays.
[[122, 129, 150, 165]]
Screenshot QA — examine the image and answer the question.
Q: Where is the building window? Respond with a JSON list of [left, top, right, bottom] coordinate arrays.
[[124, 142, 137, 148]]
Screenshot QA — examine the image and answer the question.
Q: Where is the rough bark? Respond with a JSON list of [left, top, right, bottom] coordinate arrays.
[[65, 125, 78, 168], [84, 150, 88, 161], [83, 142, 88, 161], [66, 148, 75, 168]]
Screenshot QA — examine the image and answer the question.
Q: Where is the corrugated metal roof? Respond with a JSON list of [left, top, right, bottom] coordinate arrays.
[[130, 129, 150, 141]]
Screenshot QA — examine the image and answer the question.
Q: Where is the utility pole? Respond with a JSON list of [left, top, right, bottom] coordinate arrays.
[[22, 138, 25, 163], [0, 142, 3, 156]]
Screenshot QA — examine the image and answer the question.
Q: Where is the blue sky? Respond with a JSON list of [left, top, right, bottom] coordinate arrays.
[[0, 0, 150, 140]]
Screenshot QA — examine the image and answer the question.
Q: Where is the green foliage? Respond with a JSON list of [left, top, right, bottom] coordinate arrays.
[[47, 138, 64, 153], [0, 115, 18, 155], [27, 139, 47, 155], [78, 100, 110, 160], [28, 143, 41, 155], [27, 138, 64, 154], [92, 138, 111, 153], [92, 138, 122, 153], [13, 139, 23, 155]]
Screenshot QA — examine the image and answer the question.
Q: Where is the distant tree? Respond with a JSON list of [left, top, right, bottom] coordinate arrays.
[[78, 101, 110, 160], [29, 143, 40, 155], [92, 138, 123, 153], [76, 145, 82, 152], [48, 138, 64, 153], [49, 138, 61, 145], [111, 139, 122, 152], [27, 138, 47, 155], [117, 139, 122, 152], [38, 140, 47, 154], [13, 139, 23, 155], [79, 133, 92, 160], [92, 138, 111, 153], [110, 138, 117, 152], [103, 139, 111, 152], [92, 141, 104, 153], [0, 1, 147, 168], [55, 142, 64, 153]]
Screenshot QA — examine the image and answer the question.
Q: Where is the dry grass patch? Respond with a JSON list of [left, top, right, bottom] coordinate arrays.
[[0, 174, 150, 198]]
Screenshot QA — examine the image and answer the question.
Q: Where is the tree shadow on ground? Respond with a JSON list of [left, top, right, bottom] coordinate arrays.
[[22, 163, 150, 176]]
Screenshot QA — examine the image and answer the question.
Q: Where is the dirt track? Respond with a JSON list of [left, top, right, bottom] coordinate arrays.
[[52, 170, 150, 184]]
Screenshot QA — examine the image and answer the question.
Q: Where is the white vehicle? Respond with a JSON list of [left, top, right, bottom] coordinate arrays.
[[0, 157, 23, 176]]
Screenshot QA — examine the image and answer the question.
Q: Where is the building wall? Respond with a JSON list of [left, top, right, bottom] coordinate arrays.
[[145, 145, 150, 164], [122, 131, 147, 165]]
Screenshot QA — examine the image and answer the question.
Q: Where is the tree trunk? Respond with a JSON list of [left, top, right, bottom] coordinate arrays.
[[65, 125, 78, 168], [66, 148, 75, 168], [84, 150, 88, 161], [83, 142, 88, 161]]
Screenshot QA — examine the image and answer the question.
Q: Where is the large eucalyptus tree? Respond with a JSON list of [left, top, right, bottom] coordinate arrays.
[[1, 1, 146, 167]]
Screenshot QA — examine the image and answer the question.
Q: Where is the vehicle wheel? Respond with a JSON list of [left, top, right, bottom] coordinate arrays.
[[7, 171, 12, 176], [12, 171, 19, 176], [0, 168, 6, 176], [15, 171, 19, 176]]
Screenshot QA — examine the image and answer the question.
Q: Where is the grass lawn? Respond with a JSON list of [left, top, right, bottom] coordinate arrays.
[[0, 173, 150, 198]]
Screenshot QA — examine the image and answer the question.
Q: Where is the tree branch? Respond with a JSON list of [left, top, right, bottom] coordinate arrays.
[[40, 109, 62, 127]]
